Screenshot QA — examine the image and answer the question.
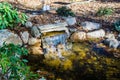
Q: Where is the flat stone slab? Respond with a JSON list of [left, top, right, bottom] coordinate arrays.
[[38, 22, 69, 37]]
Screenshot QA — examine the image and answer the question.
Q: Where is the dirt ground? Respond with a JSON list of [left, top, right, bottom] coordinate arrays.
[[1, 0, 120, 30]]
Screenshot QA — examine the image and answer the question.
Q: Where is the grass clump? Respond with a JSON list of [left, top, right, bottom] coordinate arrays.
[[97, 7, 114, 16], [56, 6, 75, 17]]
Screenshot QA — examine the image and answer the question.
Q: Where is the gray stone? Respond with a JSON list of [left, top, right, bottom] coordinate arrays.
[[0, 29, 22, 46], [105, 33, 115, 39], [65, 17, 76, 26], [31, 26, 41, 38], [118, 34, 120, 41], [87, 29, 105, 38], [42, 5, 50, 11], [25, 21, 33, 28], [38, 22, 69, 37], [81, 21, 101, 31], [109, 39, 120, 49], [69, 28, 77, 33], [103, 38, 120, 49], [20, 31, 29, 44]]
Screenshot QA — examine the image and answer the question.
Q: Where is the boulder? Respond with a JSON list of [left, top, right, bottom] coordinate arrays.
[[81, 21, 101, 31], [20, 31, 29, 44], [31, 26, 41, 38], [0, 29, 22, 46], [70, 31, 87, 42], [87, 29, 105, 38]]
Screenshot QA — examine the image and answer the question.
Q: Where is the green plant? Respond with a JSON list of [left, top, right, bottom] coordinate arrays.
[[97, 7, 114, 16], [0, 43, 38, 80], [114, 20, 120, 32], [0, 2, 27, 29], [56, 6, 75, 17]]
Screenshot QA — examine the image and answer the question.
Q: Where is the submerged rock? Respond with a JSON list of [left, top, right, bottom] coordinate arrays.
[[92, 45, 113, 57]]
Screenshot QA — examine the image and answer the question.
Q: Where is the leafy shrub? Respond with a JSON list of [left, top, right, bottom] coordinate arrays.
[[97, 7, 114, 16], [0, 43, 37, 80], [0, 2, 27, 29], [114, 20, 120, 32], [56, 6, 75, 17]]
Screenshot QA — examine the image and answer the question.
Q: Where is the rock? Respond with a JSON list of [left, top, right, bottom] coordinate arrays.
[[103, 38, 120, 49], [92, 45, 113, 57], [28, 38, 41, 45], [42, 4, 50, 11], [66, 42, 73, 50], [39, 77, 46, 80], [102, 39, 110, 46], [109, 39, 120, 49], [70, 31, 87, 42], [69, 28, 77, 33], [65, 17, 76, 26], [113, 52, 120, 58], [118, 34, 120, 41], [31, 26, 41, 38], [25, 21, 33, 28], [28, 39, 43, 54], [81, 21, 101, 31], [29, 46, 43, 54], [105, 33, 115, 39], [0, 29, 22, 46], [87, 29, 105, 38], [46, 45, 57, 53], [20, 31, 29, 44], [38, 22, 69, 37]]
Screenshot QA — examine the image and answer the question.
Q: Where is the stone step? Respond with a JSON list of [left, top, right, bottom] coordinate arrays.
[[38, 22, 69, 37]]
